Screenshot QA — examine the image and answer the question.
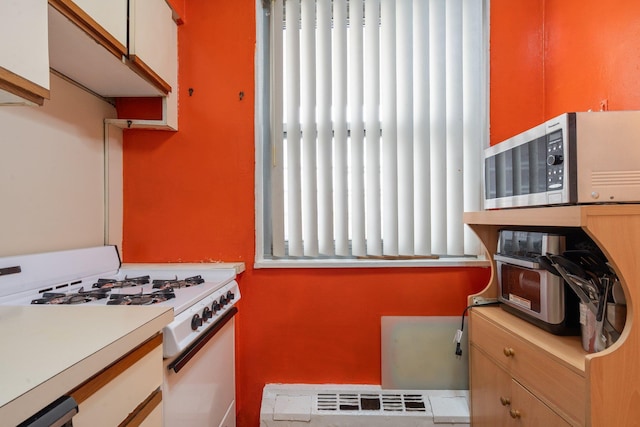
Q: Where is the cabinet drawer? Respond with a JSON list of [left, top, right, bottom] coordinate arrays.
[[69, 335, 163, 426], [470, 310, 585, 426], [470, 309, 518, 370]]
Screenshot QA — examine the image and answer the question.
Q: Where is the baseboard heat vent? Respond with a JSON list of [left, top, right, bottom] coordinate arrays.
[[260, 384, 469, 426], [317, 392, 428, 412]]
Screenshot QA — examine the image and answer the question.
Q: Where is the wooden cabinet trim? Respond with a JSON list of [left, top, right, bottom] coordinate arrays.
[[0, 67, 50, 105], [49, 0, 127, 59], [69, 333, 162, 404], [126, 55, 172, 95], [118, 388, 162, 427]]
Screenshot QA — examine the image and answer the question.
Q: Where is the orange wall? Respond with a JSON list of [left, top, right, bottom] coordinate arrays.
[[118, 1, 488, 425], [544, 0, 640, 116], [490, 0, 640, 145], [119, 0, 640, 423], [490, 0, 544, 145]]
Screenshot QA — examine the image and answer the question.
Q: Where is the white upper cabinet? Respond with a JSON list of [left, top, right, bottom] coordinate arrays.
[[129, 0, 177, 96], [2, 0, 178, 128], [48, 0, 177, 101], [70, 0, 128, 48], [0, 0, 50, 106]]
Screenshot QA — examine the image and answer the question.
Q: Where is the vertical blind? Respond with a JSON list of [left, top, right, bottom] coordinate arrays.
[[267, 0, 486, 259]]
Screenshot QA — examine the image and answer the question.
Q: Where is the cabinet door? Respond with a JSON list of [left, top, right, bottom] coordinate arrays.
[[0, 0, 49, 105], [471, 345, 572, 427], [70, 0, 128, 47], [129, 0, 177, 94], [470, 345, 511, 427], [510, 380, 571, 427]]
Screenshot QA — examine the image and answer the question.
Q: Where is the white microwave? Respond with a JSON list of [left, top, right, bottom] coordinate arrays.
[[484, 111, 640, 209]]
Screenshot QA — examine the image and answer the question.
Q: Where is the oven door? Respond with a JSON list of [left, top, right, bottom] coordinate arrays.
[[163, 308, 237, 427]]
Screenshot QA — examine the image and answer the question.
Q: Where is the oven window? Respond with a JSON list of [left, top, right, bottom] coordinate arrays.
[[501, 264, 541, 313]]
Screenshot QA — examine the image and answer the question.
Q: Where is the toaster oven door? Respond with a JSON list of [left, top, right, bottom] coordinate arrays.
[[496, 259, 566, 325]]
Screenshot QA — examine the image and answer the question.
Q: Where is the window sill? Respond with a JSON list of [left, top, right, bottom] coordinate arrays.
[[254, 257, 491, 269]]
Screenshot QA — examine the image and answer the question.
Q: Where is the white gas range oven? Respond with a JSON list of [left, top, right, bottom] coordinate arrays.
[[0, 245, 241, 427]]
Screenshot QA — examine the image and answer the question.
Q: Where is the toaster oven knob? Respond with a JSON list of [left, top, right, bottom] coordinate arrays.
[[220, 295, 228, 306], [546, 154, 563, 166], [202, 306, 212, 321], [212, 300, 221, 313], [191, 314, 203, 330], [226, 290, 235, 301]]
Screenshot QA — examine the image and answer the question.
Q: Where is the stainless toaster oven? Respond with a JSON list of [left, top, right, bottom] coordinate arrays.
[[495, 230, 579, 334]]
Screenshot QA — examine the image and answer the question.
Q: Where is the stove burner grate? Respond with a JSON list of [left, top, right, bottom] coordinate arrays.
[[152, 275, 205, 290], [93, 275, 150, 289], [31, 287, 110, 305], [107, 289, 176, 306]]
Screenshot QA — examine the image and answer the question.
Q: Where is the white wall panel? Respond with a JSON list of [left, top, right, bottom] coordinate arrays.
[[0, 73, 119, 257]]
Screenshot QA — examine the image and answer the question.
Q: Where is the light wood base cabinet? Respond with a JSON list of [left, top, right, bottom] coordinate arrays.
[[470, 344, 511, 427], [470, 311, 578, 426], [465, 205, 640, 426], [69, 334, 164, 426]]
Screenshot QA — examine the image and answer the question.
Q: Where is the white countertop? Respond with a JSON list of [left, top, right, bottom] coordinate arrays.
[[121, 261, 246, 274], [0, 305, 173, 426]]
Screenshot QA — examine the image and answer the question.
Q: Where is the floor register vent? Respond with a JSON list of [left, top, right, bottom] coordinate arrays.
[[260, 384, 470, 426]]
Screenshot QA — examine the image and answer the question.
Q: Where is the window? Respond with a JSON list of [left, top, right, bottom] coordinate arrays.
[[256, 0, 488, 267]]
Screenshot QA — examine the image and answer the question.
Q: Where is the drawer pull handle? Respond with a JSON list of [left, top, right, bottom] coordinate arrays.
[[509, 409, 521, 419], [503, 347, 515, 357], [499, 396, 511, 406]]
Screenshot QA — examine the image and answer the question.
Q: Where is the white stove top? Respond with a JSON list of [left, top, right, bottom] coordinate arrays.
[[0, 246, 241, 358], [101, 267, 236, 314]]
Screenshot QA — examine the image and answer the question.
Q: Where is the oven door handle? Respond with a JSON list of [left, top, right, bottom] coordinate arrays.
[[494, 254, 540, 269], [168, 306, 238, 374]]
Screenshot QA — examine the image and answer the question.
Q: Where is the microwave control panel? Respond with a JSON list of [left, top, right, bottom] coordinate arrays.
[[546, 129, 564, 190]]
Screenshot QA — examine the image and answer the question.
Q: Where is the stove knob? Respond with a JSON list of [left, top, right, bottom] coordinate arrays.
[[191, 313, 203, 330], [212, 300, 221, 313], [220, 295, 228, 306], [202, 306, 212, 321], [226, 290, 235, 301]]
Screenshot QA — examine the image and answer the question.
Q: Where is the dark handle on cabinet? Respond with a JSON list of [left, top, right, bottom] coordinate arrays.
[[168, 307, 237, 374], [17, 395, 78, 427], [0, 265, 21, 276]]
